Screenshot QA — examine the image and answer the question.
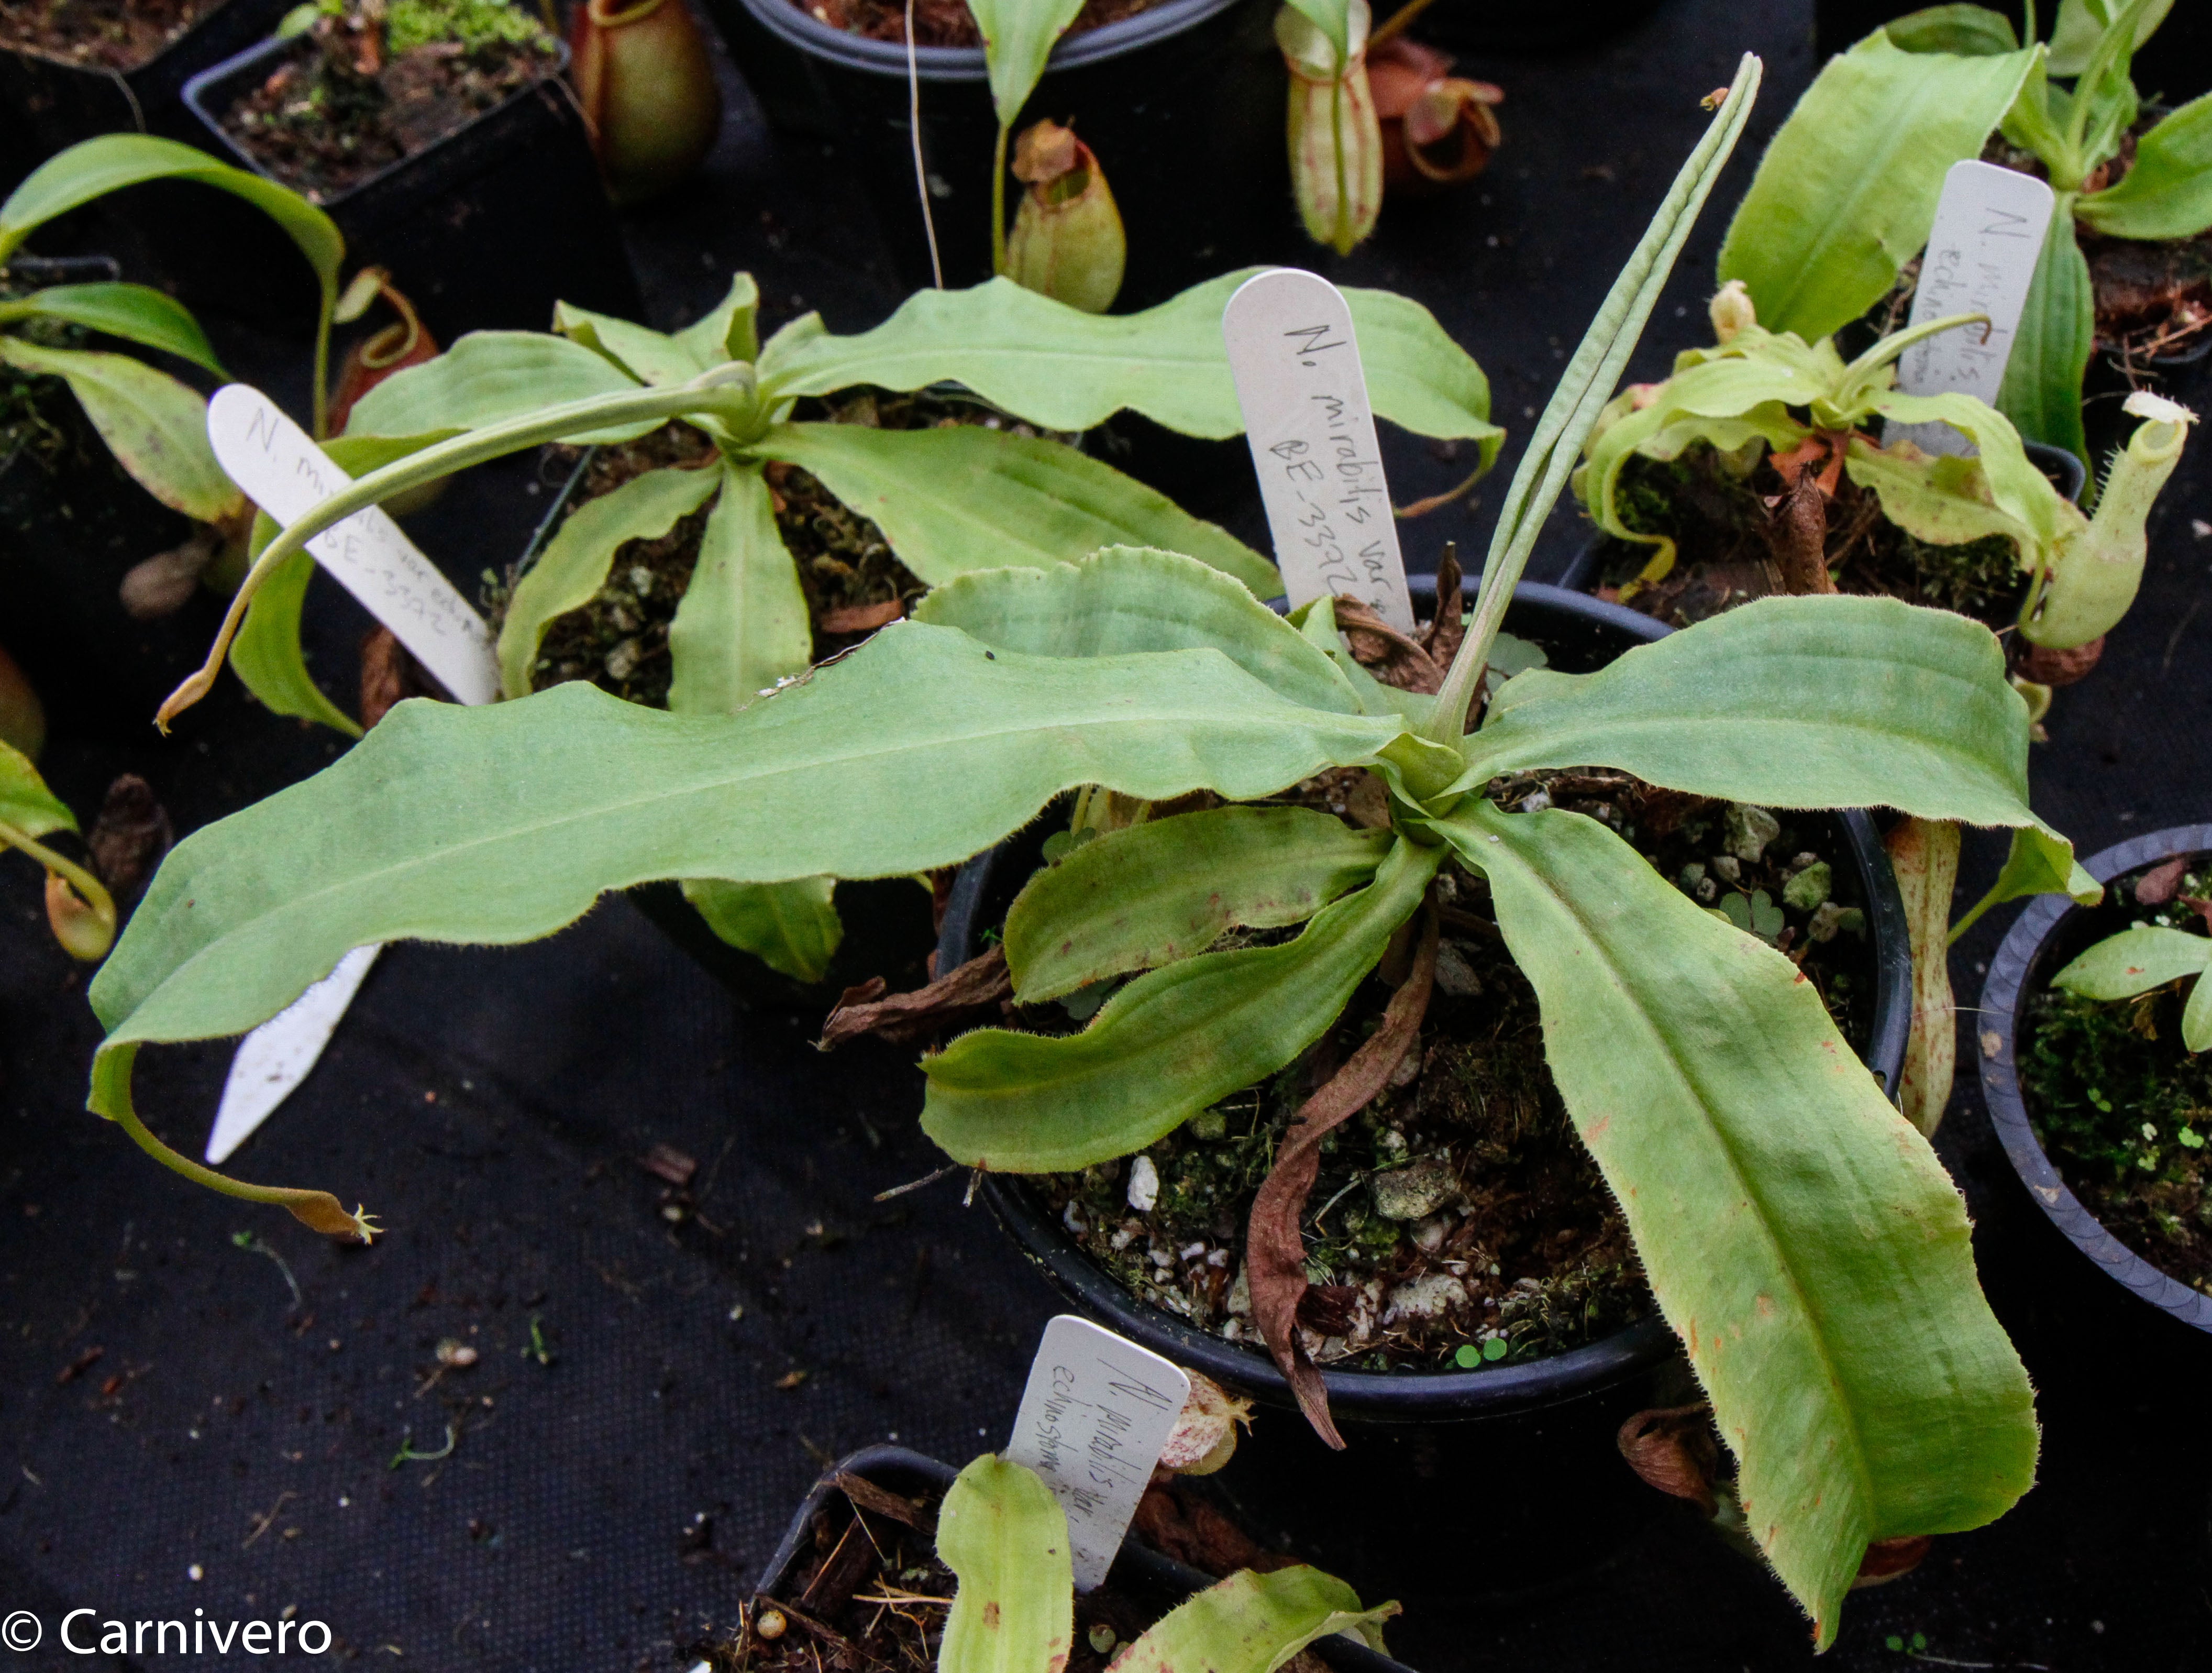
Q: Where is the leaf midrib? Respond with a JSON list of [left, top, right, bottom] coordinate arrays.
[[120, 663, 1395, 1028], [1518, 813, 1879, 1548]]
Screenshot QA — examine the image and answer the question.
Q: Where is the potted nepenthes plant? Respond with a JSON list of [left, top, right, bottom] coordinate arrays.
[[0, 132, 342, 733], [905, 560, 1918, 1600], [81, 59, 2100, 1645], [1979, 825, 2212, 1335], [704, 0, 1289, 309], [204, 266, 1493, 995], [179, 0, 639, 336], [1565, 282, 2194, 714], [1717, 0, 2212, 466], [0, 0, 294, 157], [746, 1446, 1407, 1673]]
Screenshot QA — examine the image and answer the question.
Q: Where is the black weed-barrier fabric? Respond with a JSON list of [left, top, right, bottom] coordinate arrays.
[[3, 3, 2208, 1669]]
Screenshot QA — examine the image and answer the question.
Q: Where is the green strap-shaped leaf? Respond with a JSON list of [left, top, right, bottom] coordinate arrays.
[[2054, 924, 2212, 1001], [1, 283, 224, 376], [937, 1456, 1073, 1673], [920, 836, 1439, 1171], [1115, 1567, 1396, 1673], [86, 625, 1408, 1068], [0, 338, 238, 522], [2186, 975, 2212, 1052], [230, 434, 445, 735], [966, 0, 1086, 127], [1004, 806, 1393, 1001], [1715, 32, 2038, 341], [231, 545, 363, 739], [498, 463, 721, 700], [1853, 391, 2074, 563], [343, 331, 652, 443], [2047, 0, 2171, 75], [680, 875, 842, 984], [1439, 800, 2036, 1649], [749, 422, 1278, 595], [2076, 92, 2212, 239], [673, 273, 760, 367], [0, 135, 341, 292], [1885, 4, 2021, 53], [1459, 595, 2065, 845], [554, 301, 705, 388], [755, 273, 1498, 444], [1578, 353, 1817, 552], [0, 741, 76, 837], [666, 459, 812, 715], [1995, 200, 2093, 466], [915, 546, 1359, 713], [1839, 437, 2044, 556]]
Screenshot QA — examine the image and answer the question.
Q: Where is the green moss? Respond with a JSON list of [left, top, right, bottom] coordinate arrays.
[[2020, 885, 2212, 1294], [1890, 526, 2020, 618], [314, 0, 545, 53]]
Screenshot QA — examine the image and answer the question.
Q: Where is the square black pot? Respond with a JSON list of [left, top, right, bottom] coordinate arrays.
[[173, 31, 642, 340]]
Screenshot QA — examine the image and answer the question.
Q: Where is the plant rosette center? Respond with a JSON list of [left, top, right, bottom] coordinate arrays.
[[1013, 620, 1876, 1377], [485, 390, 1077, 710]]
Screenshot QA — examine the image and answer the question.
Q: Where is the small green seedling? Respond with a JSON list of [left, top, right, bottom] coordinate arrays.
[[934, 1455, 1395, 1673], [2053, 915, 2212, 1051]]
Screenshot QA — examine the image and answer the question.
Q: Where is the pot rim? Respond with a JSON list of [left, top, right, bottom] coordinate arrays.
[[1977, 823, 2212, 1335], [180, 29, 572, 210], [945, 577, 1914, 1420], [757, 1444, 1417, 1672], [0, 0, 284, 79], [729, 0, 1249, 83]]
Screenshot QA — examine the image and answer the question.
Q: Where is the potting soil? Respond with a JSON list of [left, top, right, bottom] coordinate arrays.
[[0, 0, 216, 70], [217, 1, 559, 200], [3, 4, 2209, 1671]]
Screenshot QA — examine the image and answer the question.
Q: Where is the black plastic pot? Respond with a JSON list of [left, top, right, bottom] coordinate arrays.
[[176, 33, 640, 340], [1558, 436, 2090, 600], [0, 0, 293, 165], [1977, 825, 2212, 1337], [1407, 0, 1668, 54], [702, 0, 1293, 309], [937, 577, 1912, 1610], [762, 1444, 1415, 1672], [0, 254, 220, 739], [514, 449, 936, 1012]]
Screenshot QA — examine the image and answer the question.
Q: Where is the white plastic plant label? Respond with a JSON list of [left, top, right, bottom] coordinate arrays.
[[206, 383, 499, 706], [1221, 268, 1414, 631], [1887, 160, 2056, 458], [1003, 1314, 1192, 1592], [207, 944, 381, 1164], [203, 386, 498, 1163]]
